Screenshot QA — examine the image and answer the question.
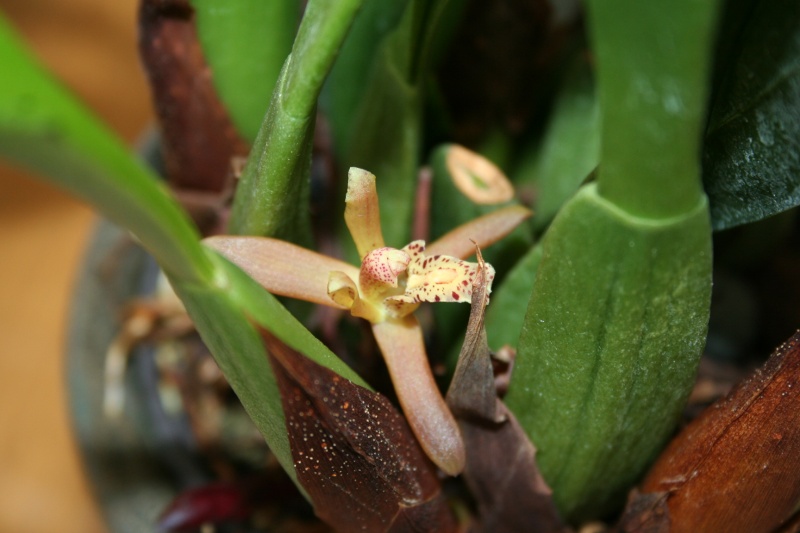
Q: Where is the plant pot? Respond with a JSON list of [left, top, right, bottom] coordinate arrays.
[[66, 219, 210, 532]]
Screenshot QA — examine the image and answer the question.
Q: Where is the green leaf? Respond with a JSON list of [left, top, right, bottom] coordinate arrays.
[[506, 185, 712, 521], [191, 0, 299, 143], [524, 55, 600, 230], [171, 249, 369, 490], [703, 0, 800, 230], [323, 0, 410, 154], [506, 0, 719, 521], [338, 0, 467, 255], [483, 242, 542, 351], [0, 12, 212, 285], [228, 0, 365, 241]]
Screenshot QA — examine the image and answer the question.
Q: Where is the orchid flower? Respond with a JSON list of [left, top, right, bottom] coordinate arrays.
[[205, 166, 530, 475]]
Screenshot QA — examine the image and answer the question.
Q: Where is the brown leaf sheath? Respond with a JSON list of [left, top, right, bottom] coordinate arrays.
[[139, 0, 248, 193], [260, 328, 457, 533]]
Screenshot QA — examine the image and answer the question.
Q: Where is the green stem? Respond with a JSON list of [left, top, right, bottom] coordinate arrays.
[[228, 0, 365, 239], [588, 0, 719, 219]]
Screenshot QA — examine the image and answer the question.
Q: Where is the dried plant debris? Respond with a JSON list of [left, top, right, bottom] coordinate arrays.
[[260, 328, 457, 533], [446, 249, 567, 533], [139, 0, 248, 194], [615, 490, 670, 533], [626, 331, 800, 533]]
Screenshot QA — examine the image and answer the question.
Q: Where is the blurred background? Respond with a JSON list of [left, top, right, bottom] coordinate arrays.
[[0, 0, 151, 531]]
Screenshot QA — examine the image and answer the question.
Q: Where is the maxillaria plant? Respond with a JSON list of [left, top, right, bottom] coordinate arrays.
[[2, 0, 800, 531]]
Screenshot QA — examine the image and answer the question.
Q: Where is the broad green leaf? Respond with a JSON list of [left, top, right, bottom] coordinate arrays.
[[507, 186, 712, 521], [191, 0, 299, 143], [0, 13, 212, 285], [172, 249, 369, 490], [228, 0, 365, 241], [507, 0, 719, 521], [703, 0, 800, 230]]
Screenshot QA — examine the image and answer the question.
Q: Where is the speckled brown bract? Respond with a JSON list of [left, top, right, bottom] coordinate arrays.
[[260, 329, 457, 533], [634, 331, 800, 533]]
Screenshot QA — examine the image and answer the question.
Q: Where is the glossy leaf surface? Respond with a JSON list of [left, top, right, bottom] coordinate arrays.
[[703, 0, 800, 230]]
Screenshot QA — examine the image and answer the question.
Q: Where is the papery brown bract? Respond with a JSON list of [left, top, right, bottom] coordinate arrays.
[[260, 329, 457, 533], [446, 250, 567, 533], [631, 331, 800, 533], [616, 490, 670, 533]]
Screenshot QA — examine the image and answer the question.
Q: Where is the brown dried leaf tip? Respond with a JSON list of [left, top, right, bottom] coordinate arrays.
[[446, 247, 567, 533], [260, 328, 457, 533], [627, 331, 800, 533]]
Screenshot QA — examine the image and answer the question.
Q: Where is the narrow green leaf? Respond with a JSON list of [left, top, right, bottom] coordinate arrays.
[[191, 0, 299, 143], [703, 0, 800, 230], [228, 0, 365, 241], [323, 0, 410, 154], [0, 13, 212, 285], [342, 1, 426, 252], [526, 56, 600, 230]]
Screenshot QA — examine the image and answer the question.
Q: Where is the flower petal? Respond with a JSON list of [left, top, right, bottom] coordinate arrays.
[[400, 251, 496, 304], [204, 236, 359, 308], [372, 316, 465, 476], [327, 271, 359, 309], [345, 167, 386, 259], [426, 204, 532, 260]]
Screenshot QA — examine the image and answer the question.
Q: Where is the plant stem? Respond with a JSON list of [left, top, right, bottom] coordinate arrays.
[[588, 0, 720, 219], [228, 0, 365, 240]]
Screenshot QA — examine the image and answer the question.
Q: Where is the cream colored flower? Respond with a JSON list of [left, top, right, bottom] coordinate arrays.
[[205, 166, 529, 475]]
